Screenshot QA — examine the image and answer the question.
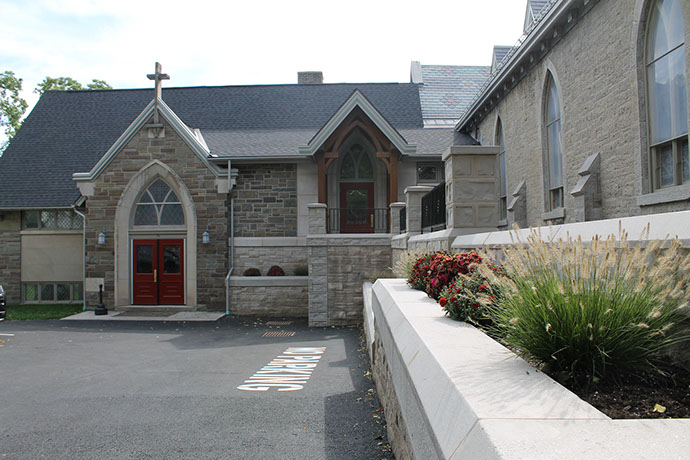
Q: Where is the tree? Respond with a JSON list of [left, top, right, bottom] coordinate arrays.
[[0, 71, 28, 142], [34, 76, 112, 95]]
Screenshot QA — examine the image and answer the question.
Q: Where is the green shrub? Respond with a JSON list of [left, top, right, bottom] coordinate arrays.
[[243, 268, 261, 276], [294, 265, 309, 276], [483, 228, 690, 383]]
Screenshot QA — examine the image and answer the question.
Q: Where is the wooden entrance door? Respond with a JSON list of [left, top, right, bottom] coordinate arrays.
[[339, 182, 375, 233], [133, 239, 184, 305]]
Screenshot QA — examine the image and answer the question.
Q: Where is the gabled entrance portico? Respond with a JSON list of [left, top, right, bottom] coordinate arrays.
[[298, 90, 415, 234]]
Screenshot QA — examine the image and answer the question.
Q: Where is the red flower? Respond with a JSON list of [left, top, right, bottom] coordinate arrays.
[[478, 284, 488, 291], [439, 297, 448, 307]]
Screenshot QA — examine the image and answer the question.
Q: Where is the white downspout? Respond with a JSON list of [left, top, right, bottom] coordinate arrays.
[[72, 205, 87, 311], [225, 161, 236, 316]]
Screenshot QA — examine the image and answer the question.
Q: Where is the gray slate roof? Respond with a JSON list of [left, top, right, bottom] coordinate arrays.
[[0, 83, 469, 208], [529, 0, 549, 16], [492, 46, 514, 74], [418, 65, 491, 120]]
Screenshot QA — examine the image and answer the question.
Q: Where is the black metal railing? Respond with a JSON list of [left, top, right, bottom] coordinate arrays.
[[327, 208, 390, 234], [400, 207, 407, 233], [421, 182, 446, 233]]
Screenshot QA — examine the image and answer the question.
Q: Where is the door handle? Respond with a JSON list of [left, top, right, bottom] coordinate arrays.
[[154, 269, 157, 283], [370, 214, 374, 228]]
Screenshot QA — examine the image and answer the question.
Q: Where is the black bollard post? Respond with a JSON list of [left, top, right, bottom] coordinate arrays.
[[95, 284, 108, 316]]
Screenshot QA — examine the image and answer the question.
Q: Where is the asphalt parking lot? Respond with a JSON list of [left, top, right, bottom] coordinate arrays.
[[0, 317, 391, 459]]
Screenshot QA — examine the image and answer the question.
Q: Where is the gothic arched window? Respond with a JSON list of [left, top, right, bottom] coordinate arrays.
[[646, 0, 688, 189], [340, 145, 374, 181], [133, 180, 185, 226], [544, 72, 564, 211]]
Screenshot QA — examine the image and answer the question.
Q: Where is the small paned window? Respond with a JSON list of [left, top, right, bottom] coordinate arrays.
[[646, 0, 688, 190], [133, 180, 184, 226], [23, 282, 83, 303], [340, 145, 374, 181], [417, 163, 443, 184], [497, 119, 508, 221], [544, 72, 564, 211], [22, 210, 82, 230]]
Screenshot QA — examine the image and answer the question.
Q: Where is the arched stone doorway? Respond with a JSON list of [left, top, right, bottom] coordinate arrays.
[[114, 161, 197, 307]]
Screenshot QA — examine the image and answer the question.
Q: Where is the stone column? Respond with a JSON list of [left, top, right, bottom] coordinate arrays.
[[404, 186, 433, 234], [308, 203, 327, 234], [389, 202, 406, 234], [307, 203, 328, 327], [443, 145, 500, 232]]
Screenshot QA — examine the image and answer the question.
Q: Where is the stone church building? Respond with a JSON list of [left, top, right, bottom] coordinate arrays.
[[0, 0, 688, 325]]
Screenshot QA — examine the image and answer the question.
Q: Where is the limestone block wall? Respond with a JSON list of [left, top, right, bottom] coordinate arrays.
[[233, 164, 297, 237], [0, 211, 21, 304], [476, 0, 690, 227], [84, 117, 228, 310], [228, 277, 308, 317], [232, 238, 307, 275], [308, 232, 392, 326]]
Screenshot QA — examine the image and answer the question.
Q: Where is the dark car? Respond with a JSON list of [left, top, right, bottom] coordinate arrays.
[[0, 285, 5, 320]]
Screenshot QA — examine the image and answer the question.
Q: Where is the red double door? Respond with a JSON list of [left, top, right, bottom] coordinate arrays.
[[339, 182, 375, 233], [132, 239, 185, 305]]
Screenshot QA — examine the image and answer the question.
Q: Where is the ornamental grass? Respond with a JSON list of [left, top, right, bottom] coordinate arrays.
[[481, 226, 690, 383]]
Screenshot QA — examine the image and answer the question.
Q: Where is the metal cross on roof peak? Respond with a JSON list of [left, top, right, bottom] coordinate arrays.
[[146, 62, 170, 126]]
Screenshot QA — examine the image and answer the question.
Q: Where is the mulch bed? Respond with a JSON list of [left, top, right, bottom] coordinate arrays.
[[565, 365, 690, 419]]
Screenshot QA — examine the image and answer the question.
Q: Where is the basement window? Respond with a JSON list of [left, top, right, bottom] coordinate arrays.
[[23, 282, 83, 303]]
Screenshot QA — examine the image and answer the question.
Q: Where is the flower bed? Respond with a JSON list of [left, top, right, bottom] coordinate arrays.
[[399, 228, 690, 418], [365, 279, 690, 459]]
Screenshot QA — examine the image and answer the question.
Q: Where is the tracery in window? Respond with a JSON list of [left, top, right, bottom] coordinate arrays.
[[133, 180, 184, 226], [340, 144, 374, 181]]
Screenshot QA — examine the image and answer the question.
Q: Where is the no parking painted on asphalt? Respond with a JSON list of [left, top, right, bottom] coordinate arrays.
[[238, 347, 326, 392]]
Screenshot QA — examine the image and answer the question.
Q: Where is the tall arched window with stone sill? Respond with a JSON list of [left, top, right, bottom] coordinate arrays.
[[496, 117, 508, 221], [544, 72, 564, 211], [646, 0, 688, 189]]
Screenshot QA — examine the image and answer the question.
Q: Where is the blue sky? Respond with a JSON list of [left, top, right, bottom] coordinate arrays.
[[1, 0, 527, 136]]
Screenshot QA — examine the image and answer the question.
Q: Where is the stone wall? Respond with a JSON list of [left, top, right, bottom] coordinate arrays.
[[327, 242, 391, 325], [228, 277, 308, 317], [232, 242, 307, 275], [476, 0, 690, 227], [0, 211, 21, 304], [233, 164, 297, 237], [371, 326, 414, 460], [308, 233, 392, 326], [85, 117, 228, 310]]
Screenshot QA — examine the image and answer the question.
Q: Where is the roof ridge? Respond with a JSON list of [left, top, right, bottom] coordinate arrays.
[[55, 82, 418, 93]]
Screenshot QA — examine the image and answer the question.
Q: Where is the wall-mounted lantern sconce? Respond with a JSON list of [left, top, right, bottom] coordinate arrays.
[[202, 227, 210, 245], [97, 229, 106, 246]]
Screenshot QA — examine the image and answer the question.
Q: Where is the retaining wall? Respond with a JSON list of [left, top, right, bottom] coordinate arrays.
[[366, 279, 690, 459]]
